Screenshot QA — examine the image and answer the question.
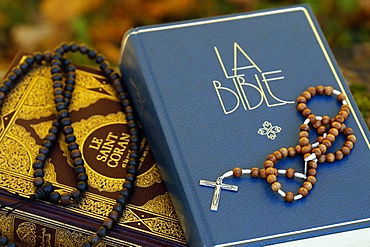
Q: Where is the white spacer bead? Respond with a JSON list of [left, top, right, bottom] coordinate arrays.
[[304, 153, 316, 162], [333, 89, 341, 96], [220, 171, 234, 179], [304, 118, 310, 125], [312, 142, 319, 148], [294, 172, 307, 179], [323, 133, 327, 138], [242, 169, 251, 175], [294, 194, 303, 200], [278, 169, 286, 175], [278, 189, 286, 197], [316, 116, 322, 121], [342, 100, 348, 105]]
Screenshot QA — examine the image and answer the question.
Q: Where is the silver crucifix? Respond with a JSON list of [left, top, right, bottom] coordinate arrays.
[[199, 177, 238, 211]]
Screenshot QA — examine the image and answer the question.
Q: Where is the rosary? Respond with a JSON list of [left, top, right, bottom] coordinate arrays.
[[200, 85, 356, 211], [0, 43, 141, 247]]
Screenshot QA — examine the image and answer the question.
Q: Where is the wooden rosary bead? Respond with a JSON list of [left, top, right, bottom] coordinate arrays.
[[299, 137, 309, 146], [307, 168, 317, 177], [264, 160, 274, 168], [343, 127, 354, 136], [308, 160, 318, 169], [251, 168, 260, 178], [318, 154, 326, 163], [279, 147, 288, 157], [299, 131, 309, 138], [318, 144, 327, 154], [302, 108, 312, 117], [302, 181, 313, 191], [267, 174, 277, 184], [316, 136, 325, 143], [326, 153, 335, 163], [316, 85, 325, 94], [341, 146, 351, 156], [331, 121, 342, 130], [337, 93, 346, 102], [295, 145, 302, 154], [335, 114, 345, 123], [266, 154, 277, 163], [286, 168, 295, 179], [273, 151, 283, 161], [311, 148, 321, 157], [347, 134, 356, 143], [326, 133, 335, 143], [344, 140, 354, 150], [297, 96, 307, 103], [307, 86, 316, 96], [259, 168, 267, 179], [312, 120, 322, 129], [302, 91, 312, 100], [265, 167, 278, 176], [339, 110, 348, 120], [96, 226, 109, 237], [335, 150, 344, 161], [300, 124, 310, 131], [287, 147, 296, 157], [324, 86, 334, 95], [233, 167, 242, 177], [297, 103, 307, 112], [301, 145, 312, 154], [307, 176, 317, 185], [271, 182, 281, 192], [322, 139, 332, 148], [321, 115, 330, 125], [307, 114, 316, 124], [328, 128, 339, 137], [317, 125, 327, 135], [298, 187, 309, 197], [285, 192, 294, 202]]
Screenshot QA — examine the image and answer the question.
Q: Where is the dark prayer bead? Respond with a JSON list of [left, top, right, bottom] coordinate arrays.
[[113, 202, 124, 214], [77, 172, 88, 181], [77, 181, 88, 192], [126, 173, 136, 182], [103, 218, 115, 230], [99, 61, 109, 71], [95, 54, 105, 64], [60, 193, 71, 205], [69, 43, 79, 52], [45, 133, 57, 142], [87, 49, 97, 59], [33, 169, 44, 178], [0, 235, 9, 245], [68, 142, 79, 151], [71, 189, 82, 200], [63, 126, 73, 135], [82, 242, 92, 247], [79, 45, 89, 54], [36, 153, 47, 162], [108, 210, 121, 222], [34, 177, 44, 187], [120, 187, 131, 198], [41, 182, 54, 196], [50, 192, 61, 204], [116, 195, 128, 205], [74, 165, 86, 174], [123, 180, 134, 190], [33, 160, 44, 170], [34, 52, 44, 63], [49, 126, 59, 135], [88, 234, 100, 245], [97, 226, 109, 237], [65, 134, 77, 144]]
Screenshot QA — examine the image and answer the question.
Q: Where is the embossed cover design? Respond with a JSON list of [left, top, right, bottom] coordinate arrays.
[[0, 52, 187, 247], [119, 5, 370, 247]]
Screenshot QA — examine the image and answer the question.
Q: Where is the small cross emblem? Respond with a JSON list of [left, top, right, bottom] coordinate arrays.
[[199, 177, 238, 211]]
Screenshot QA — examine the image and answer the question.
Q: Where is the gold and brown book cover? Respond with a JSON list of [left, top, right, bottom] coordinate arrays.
[[0, 52, 187, 247]]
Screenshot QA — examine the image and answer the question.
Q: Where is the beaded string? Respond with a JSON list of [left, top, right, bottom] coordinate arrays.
[[0, 43, 141, 247], [200, 85, 356, 210]]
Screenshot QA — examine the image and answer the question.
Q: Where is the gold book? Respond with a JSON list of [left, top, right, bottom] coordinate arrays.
[[0, 52, 187, 247]]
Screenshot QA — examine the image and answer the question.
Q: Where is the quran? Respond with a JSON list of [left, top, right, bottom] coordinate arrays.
[[119, 4, 370, 246], [0, 52, 187, 247]]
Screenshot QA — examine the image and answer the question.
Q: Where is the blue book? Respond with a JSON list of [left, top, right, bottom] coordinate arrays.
[[119, 5, 370, 247]]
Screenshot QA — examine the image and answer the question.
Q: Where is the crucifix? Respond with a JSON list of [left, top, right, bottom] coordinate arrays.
[[199, 177, 238, 211]]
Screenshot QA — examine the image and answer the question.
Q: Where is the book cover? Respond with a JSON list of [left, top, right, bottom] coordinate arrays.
[[119, 4, 370, 247], [0, 52, 187, 247]]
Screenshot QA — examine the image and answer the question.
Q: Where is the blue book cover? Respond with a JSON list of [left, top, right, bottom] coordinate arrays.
[[119, 5, 370, 247]]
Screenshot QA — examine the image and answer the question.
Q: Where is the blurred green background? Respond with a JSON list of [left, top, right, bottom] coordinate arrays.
[[0, 0, 369, 126]]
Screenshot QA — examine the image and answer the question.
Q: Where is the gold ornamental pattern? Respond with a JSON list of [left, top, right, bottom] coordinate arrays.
[[0, 212, 15, 242], [16, 222, 37, 247], [135, 163, 162, 188], [141, 192, 176, 217]]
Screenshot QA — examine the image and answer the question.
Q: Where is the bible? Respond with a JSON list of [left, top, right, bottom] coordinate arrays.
[[119, 4, 370, 246]]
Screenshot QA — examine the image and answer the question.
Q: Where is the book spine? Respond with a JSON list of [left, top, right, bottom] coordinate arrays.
[[0, 191, 136, 247], [120, 33, 204, 246]]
